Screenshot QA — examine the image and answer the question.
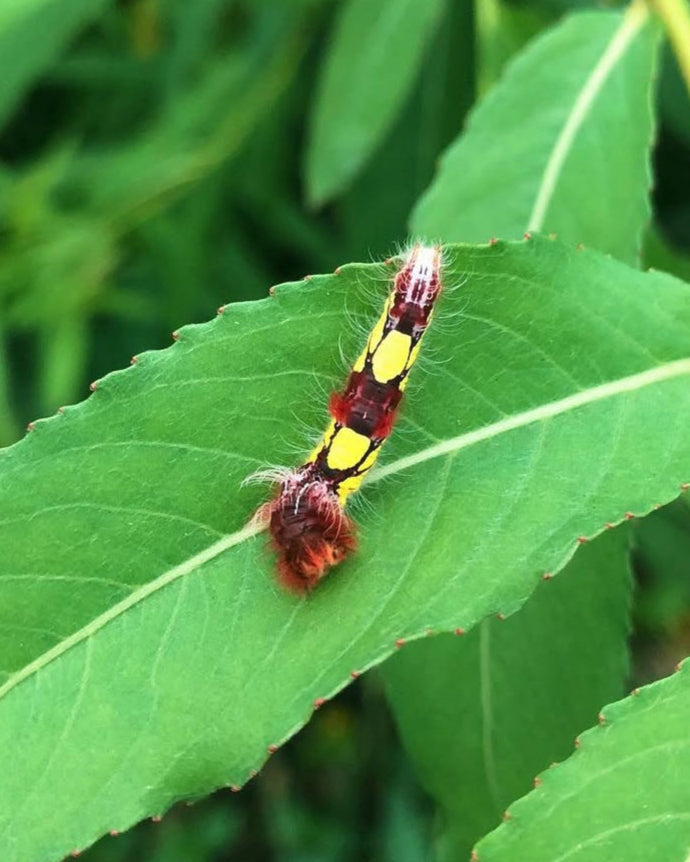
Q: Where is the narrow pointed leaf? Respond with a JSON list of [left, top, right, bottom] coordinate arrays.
[[305, 0, 445, 206], [475, 661, 690, 861], [0, 0, 110, 132], [2, 237, 690, 860], [411, 7, 659, 264]]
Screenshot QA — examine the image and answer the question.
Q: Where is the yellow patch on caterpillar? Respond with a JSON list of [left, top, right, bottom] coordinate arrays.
[[366, 307, 388, 355], [326, 426, 371, 471], [307, 419, 337, 463], [336, 473, 362, 503], [336, 446, 380, 502], [352, 347, 367, 373], [407, 337, 423, 371], [372, 330, 413, 383]]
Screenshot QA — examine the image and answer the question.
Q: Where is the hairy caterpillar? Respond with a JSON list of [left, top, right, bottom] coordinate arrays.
[[253, 244, 443, 593]]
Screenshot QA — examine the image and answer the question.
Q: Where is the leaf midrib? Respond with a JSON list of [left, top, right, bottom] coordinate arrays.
[[2, 356, 689, 702], [526, 1, 649, 233]]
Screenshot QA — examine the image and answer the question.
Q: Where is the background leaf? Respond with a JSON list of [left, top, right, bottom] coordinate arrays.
[[411, 6, 658, 264], [2, 238, 690, 860], [475, 660, 690, 861], [305, 0, 445, 206], [383, 528, 631, 861], [0, 0, 111, 132]]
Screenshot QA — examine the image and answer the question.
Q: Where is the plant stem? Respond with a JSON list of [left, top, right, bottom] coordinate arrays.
[[647, 0, 690, 97]]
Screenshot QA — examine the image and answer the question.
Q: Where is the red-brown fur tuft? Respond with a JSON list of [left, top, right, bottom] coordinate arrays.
[[264, 472, 356, 593]]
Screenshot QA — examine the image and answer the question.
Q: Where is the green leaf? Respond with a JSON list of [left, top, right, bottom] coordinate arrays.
[[71, 9, 310, 231], [632, 497, 690, 635], [643, 224, 690, 283], [398, 7, 659, 855], [411, 6, 659, 264], [305, 0, 445, 206], [0, 0, 111, 132], [475, 660, 690, 861], [383, 528, 631, 861], [2, 237, 690, 860]]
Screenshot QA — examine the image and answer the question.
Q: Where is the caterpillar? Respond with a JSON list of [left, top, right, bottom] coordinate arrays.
[[253, 243, 443, 593]]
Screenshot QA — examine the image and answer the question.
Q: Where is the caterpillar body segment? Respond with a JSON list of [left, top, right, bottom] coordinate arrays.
[[254, 244, 443, 593]]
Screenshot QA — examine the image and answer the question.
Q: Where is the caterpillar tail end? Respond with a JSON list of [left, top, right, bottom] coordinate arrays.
[[257, 471, 357, 594]]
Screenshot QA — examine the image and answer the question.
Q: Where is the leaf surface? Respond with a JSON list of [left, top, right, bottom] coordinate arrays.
[[475, 660, 690, 861], [383, 529, 631, 860], [305, 0, 445, 206], [411, 6, 658, 264], [2, 237, 690, 860], [388, 8, 659, 855]]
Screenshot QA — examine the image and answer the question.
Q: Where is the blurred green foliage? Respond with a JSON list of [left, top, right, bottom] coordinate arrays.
[[2, 0, 690, 859]]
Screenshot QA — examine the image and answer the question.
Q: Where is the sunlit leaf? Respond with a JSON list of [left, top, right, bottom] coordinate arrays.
[[1, 238, 690, 860]]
